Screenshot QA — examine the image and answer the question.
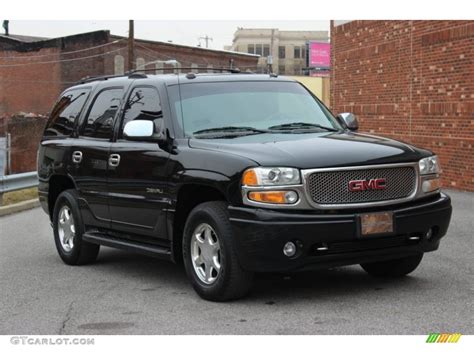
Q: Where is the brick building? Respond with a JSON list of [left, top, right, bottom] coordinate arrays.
[[331, 21, 474, 191], [0, 30, 259, 115]]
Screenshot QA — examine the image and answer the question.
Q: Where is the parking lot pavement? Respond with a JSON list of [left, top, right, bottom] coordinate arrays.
[[0, 189, 472, 335]]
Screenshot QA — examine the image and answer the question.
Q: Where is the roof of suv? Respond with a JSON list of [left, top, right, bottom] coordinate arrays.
[[72, 72, 297, 90]]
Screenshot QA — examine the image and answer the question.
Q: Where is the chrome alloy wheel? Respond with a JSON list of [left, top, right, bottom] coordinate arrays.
[[58, 205, 75, 252], [190, 223, 221, 285]]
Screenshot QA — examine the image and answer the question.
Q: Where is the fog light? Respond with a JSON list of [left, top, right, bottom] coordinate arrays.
[[426, 228, 433, 240], [422, 178, 440, 193], [283, 241, 297, 257]]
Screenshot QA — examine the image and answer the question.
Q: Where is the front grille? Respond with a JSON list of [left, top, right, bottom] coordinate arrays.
[[306, 166, 417, 205]]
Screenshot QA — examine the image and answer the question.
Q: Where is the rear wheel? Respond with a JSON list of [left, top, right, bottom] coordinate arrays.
[[183, 201, 254, 301], [53, 190, 100, 265], [360, 253, 423, 277]]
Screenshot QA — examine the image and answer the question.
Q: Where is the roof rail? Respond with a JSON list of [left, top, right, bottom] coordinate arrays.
[[76, 66, 247, 84], [127, 67, 243, 74], [76, 72, 148, 84]]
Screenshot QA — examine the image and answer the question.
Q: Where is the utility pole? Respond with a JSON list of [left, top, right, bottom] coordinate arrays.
[[268, 28, 275, 73], [128, 20, 135, 71], [198, 35, 213, 48]]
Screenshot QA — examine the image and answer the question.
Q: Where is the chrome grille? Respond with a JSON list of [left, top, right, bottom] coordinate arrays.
[[306, 166, 417, 205]]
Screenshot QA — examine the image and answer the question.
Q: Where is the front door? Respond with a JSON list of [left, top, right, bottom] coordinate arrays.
[[107, 86, 170, 241]]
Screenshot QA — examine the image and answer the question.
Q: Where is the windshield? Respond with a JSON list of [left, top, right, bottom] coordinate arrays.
[[173, 81, 341, 137]]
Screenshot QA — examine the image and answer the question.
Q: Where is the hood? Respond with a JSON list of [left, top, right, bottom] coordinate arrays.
[[188, 131, 432, 169]]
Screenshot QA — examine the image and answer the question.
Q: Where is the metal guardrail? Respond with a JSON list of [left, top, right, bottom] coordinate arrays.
[[0, 171, 38, 205]]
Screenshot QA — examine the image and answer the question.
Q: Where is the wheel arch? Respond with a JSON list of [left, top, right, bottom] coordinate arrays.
[[171, 180, 229, 264], [47, 174, 76, 220]]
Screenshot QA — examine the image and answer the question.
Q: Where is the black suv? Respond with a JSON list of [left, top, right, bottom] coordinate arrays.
[[38, 71, 452, 301]]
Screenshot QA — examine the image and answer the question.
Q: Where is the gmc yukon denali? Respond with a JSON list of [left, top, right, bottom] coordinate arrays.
[[38, 70, 452, 301]]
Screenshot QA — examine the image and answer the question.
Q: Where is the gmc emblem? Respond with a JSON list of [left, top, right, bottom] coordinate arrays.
[[348, 178, 386, 192]]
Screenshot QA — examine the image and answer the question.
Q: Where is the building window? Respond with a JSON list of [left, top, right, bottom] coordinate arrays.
[[263, 44, 270, 57], [155, 62, 164, 74], [114, 55, 124, 75], [294, 46, 301, 59], [207, 64, 214, 73], [255, 44, 263, 56], [136, 57, 145, 72], [302, 46, 306, 61], [278, 65, 285, 75], [247, 44, 255, 54], [191, 63, 198, 73], [278, 46, 286, 59]]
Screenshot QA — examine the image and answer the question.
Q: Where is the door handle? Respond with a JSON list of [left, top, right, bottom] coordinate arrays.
[[72, 151, 82, 164], [109, 154, 121, 167]]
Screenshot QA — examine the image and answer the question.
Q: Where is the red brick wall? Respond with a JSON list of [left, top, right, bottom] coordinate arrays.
[[0, 47, 61, 114], [331, 20, 474, 191], [103, 37, 258, 75], [3, 115, 47, 173]]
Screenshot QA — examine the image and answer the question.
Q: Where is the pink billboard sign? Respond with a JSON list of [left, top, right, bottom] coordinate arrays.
[[309, 42, 331, 68]]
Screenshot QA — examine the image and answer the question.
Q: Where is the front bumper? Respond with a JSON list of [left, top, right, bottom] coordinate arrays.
[[229, 193, 452, 272]]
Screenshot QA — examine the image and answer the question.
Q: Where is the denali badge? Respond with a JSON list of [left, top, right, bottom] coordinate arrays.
[[348, 178, 386, 192]]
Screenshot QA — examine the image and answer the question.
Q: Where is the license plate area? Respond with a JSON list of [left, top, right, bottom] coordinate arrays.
[[359, 211, 394, 236]]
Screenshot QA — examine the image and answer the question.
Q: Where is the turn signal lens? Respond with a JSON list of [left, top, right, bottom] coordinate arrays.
[[248, 191, 298, 204], [422, 178, 440, 193], [242, 169, 258, 186]]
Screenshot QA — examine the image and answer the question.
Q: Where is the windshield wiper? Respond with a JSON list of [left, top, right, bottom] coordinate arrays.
[[193, 126, 270, 136], [268, 122, 338, 132]]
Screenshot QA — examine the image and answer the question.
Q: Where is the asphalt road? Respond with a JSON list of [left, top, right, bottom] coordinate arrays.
[[0, 190, 472, 335]]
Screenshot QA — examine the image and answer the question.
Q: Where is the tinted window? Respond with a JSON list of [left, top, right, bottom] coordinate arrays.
[[45, 89, 89, 136], [121, 87, 162, 138], [82, 88, 123, 139]]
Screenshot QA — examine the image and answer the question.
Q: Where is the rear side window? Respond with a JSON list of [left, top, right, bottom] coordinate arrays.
[[120, 87, 162, 138], [82, 88, 123, 139], [44, 89, 89, 136]]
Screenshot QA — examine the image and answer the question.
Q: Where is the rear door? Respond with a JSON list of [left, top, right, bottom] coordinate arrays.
[[107, 85, 170, 241], [69, 86, 126, 230]]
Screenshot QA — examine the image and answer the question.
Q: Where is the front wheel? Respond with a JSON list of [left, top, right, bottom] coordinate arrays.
[[360, 253, 423, 277], [183, 201, 254, 301]]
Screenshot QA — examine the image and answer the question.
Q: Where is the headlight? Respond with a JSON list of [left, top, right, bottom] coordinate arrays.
[[419, 156, 440, 175], [242, 167, 301, 186]]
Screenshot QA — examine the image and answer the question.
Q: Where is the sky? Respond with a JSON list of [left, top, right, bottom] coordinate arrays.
[[7, 20, 330, 49]]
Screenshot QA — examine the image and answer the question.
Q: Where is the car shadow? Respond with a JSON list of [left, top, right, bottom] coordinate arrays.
[[93, 246, 425, 303]]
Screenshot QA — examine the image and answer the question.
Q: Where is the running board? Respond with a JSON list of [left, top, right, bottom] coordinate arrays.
[[83, 233, 172, 260]]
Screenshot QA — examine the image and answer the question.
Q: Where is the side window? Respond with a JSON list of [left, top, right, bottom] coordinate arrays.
[[120, 87, 163, 138], [82, 88, 123, 139], [44, 89, 89, 136]]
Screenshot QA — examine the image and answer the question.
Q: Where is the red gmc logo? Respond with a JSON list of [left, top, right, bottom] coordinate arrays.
[[348, 178, 386, 192]]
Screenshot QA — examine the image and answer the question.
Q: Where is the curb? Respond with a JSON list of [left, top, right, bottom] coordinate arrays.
[[0, 199, 40, 217]]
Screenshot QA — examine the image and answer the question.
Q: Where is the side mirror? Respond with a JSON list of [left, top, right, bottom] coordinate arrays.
[[337, 112, 359, 131], [123, 120, 165, 141]]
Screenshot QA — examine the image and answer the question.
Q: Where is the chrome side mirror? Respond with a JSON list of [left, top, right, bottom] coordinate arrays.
[[123, 120, 165, 141], [337, 112, 359, 131]]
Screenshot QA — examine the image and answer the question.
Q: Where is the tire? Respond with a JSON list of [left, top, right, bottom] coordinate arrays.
[[53, 189, 100, 265], [360, 253, 423, 277], [183, 201, 254, 301]]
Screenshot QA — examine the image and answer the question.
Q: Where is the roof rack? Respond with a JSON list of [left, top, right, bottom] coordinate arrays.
[[126, 67, 243, 74], [76, 67, 248, 85]]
